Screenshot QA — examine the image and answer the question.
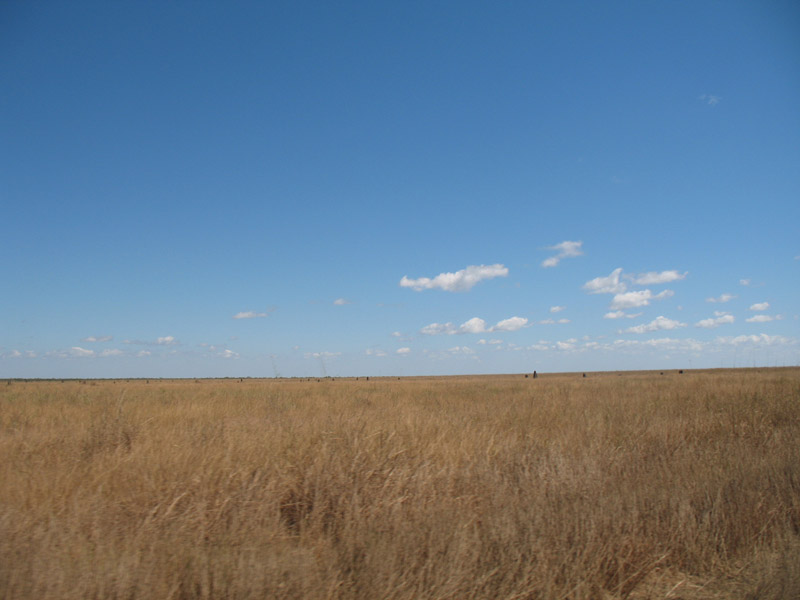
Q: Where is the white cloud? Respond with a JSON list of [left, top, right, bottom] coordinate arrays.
[[365, 348, 387, 357], [550, 305, 566, 313], [699, 94, 721, 106], [99, 349, 124, 357], [333, 298, 351, 306], [304, 351, 341, 359], [461, 317, 489, 334], [750, 302, 769, 311], [82, 335, 112, 343], [603, 310, 641, 319], [420, 322, 458, 335], [624, 316, 687, 334], [610, 289, 673, 310], [233, 310, 271, 319], [2, 349, 37, 359], [541, 241, 583, 268], [493, 316, 528, 332], [696, 313, 735, 329], [447, 346, 475, 355], [69, 347, 95, 358], [632, 270, 687, 285], [136, 350, 151, 357], [156, 336, 178, 346], [477, 339, 503, 346], [717, 334, 793, 346], [583, 268, 626, 295], [740, 279, 751, 286], [391, 331, 403, 338], [420, 316, 528, 335], [746, 315, 780, 323], [218, 349, 239, 359], [400, 264, 508, 292], [707, 293, 735, 303], [396, 347, 411, 355], [557, 318, 570, 324]]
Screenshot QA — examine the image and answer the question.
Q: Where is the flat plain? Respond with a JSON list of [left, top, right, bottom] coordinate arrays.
[[1, 369, 799, 599]]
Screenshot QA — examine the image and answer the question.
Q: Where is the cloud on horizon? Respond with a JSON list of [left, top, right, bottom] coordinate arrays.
[[624, 316, 687, 334], [421, 316, 529, 335], [82, 335, 113, 343]]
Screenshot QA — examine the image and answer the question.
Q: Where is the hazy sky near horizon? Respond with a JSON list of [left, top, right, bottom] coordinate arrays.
[[2, 0, 799, 378]]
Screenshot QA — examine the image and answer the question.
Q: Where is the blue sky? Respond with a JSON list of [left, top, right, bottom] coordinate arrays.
[[2, 0, 799, 378]]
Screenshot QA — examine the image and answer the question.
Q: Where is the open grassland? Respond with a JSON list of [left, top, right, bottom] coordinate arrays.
[[1, 369, 799, 599]]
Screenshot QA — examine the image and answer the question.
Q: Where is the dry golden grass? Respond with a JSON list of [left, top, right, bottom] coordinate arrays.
[[1, 369, 799, 599]]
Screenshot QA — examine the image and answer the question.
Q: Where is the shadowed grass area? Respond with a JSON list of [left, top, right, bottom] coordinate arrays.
[[1, 369, 799, 599]]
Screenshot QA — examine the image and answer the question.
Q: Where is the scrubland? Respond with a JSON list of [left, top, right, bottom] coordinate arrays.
[[1, 369, 799, 599]]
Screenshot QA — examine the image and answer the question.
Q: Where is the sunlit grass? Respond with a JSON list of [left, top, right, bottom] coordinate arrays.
[[1, 369, 799, 599]]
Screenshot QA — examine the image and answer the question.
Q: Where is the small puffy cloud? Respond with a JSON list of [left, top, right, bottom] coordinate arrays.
[[542, 241, 583, 268], [365, 348, 388, 357], [218, 349, 239, 359], [304, 351, 341, 359], [583, 268, 626, 295], [750, 302, 769, 311], [233, 310, 271, 319], [136, 350, 151, 357], [400, 264, 508, 292], [624, 316, 687, 334], [696, 313, 735, 329], [99, 348, 124, 357], [420, 316, 527, 335], [396, 347, 411, 355], [557, 318, 570, 324], [461, 317, 489, 334], [125, 336, 179, 347], [333, 298, 351, 306], [740, 279, 751, 286], [447, 346, 475, 355], [610, 289, 673, 310], [421, 322, 457, 335], [717, 333, 793, 346], [632, 270, 687, 285], [4, 349, 37, 359], [699, 94, 721, 106], [746, 315, 781, 323], [707, 293, 735, 303], [391, 331, 403, 338], [69, 346, 95, 358], [603, 310, 641, 320], [550, 306, 565, 313], [477, 338, 503, 346], [493, 316, 528, 332], [82, 335, 112, 343]]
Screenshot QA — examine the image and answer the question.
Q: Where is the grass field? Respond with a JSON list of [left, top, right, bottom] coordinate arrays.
[[1, 369, 799, 599]]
